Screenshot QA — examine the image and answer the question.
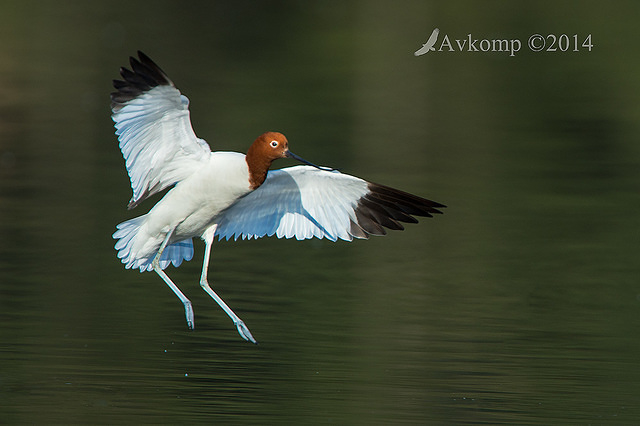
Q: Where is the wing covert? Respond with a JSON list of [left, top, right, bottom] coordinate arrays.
[[214, 166, 445, 242], [111, 51, 211, 209]]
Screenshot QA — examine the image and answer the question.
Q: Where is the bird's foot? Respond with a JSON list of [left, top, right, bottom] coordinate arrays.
[[184, 301, 195, 330], [235, 319, 258, 344]]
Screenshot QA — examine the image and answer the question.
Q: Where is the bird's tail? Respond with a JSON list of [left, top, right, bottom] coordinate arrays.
[[113, 216, 194, 272]]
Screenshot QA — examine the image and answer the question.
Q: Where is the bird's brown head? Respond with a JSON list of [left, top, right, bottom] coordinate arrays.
[[252, 131, 289, 160], [246, 131, 334, 190], [246, 132, 290, 189]]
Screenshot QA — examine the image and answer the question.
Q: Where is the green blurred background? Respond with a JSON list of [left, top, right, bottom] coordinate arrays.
[[1, 1, 639, 424]]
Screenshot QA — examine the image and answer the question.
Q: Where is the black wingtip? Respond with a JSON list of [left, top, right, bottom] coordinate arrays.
[[350, 182, 445, 239], [111, 51, 174, 112]]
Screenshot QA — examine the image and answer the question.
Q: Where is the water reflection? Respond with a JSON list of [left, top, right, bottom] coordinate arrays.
[[1, 1, 640, 424]]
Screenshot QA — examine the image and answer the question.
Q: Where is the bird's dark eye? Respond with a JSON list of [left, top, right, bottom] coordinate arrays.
[[270, 140, 279, 148]]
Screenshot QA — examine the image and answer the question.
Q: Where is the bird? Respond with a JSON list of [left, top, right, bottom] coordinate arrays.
[[111, 51, 445, 344], [414, 28, 440, 56]]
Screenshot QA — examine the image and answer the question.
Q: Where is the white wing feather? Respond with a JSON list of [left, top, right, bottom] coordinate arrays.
[[112, 53, 211, 209], [215, 166, 370, 242]]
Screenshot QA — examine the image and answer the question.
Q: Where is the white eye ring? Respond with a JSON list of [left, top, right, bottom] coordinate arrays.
[[270, 140, 279, 148]]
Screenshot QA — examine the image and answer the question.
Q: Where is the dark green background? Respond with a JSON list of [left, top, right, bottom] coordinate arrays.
[[1, 1, 639, 424]]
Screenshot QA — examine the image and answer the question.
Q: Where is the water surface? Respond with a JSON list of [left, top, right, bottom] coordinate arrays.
[[1, 1, 640, 424]]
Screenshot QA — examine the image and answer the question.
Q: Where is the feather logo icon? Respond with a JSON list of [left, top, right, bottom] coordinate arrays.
[[414, 28, 440, 56]]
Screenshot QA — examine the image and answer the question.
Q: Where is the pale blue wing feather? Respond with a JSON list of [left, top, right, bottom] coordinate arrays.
[[113, 87, 211, 207], [215, 166, 370, 242], [112, 57, 211, 209]]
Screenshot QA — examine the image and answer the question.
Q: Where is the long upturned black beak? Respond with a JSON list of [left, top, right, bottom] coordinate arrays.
[[286, 151, 335, 172]]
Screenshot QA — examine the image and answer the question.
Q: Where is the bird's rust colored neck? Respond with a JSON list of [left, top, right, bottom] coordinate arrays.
[[246, 142, 272, 190]]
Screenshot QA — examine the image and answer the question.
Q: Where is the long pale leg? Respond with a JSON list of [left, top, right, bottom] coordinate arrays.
[[200, 225, 257, 344], [152, 228, 195, 329]]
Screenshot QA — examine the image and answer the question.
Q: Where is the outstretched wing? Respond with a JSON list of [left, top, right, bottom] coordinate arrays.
[[111, 51, 211, 209], [215, 165, 445, 242]]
